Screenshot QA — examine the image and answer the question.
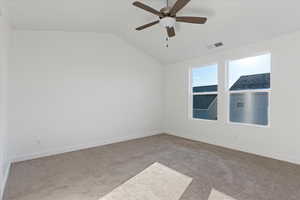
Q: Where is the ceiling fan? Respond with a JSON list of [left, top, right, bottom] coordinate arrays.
[[133, 0, 207, 38]]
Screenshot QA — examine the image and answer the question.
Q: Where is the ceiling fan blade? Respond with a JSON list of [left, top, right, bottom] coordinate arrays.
[[170, 0, 191, 16], [136, 20, 160, 31], [133, 1, 163, 17], [167, 27, 176, 38], [176, 16, 207, 24]]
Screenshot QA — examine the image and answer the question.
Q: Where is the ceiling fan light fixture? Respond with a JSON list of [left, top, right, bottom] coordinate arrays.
[[160, 17, 176, 28], [133, 0, 208, 38]]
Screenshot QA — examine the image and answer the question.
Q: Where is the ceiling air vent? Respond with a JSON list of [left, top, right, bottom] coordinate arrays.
[[207, 42, 224, 50]]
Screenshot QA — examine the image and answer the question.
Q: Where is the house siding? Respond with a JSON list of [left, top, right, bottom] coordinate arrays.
[[230, 92, 269, 125]]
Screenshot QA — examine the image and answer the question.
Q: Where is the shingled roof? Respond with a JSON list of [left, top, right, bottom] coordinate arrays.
[[193, 85, 218, 93], [230, 73, 270, 91]]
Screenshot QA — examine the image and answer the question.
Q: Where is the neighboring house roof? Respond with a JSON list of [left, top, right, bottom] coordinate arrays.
[[193, 94, 217, 109], [192, 85, 217, 109], [192, 73, 270, 109], [230, 73, 270, 91], [193, 85, 218, 93]]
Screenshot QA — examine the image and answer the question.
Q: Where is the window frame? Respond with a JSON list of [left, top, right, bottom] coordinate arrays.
[[189, 63, 219, 121], [225, 52, 271, 128]]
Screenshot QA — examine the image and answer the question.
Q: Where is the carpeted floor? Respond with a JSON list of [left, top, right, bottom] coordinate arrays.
[[99, 162, 192, 200], [4, 134, 300, 200]]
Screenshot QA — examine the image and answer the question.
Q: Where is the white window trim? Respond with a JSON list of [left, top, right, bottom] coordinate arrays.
[[193, 91, 218, 95], [189, 64, 219, 121], [225, 52, 271, 128]]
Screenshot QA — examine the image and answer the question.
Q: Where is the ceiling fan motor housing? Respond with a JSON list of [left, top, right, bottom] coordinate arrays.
[[160, 17, 176, 28], [133, 0, 208, 38]]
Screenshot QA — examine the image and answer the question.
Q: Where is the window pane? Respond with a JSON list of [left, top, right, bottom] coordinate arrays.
[[230, 92, 269, 126], [193, 94, 217, 120], [192, 64, 218, 120], [228, 54, 271, 90], [192, 64, 218, 92]]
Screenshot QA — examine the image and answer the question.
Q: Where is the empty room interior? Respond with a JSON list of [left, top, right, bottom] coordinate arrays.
[[1, 0, 300, 199]]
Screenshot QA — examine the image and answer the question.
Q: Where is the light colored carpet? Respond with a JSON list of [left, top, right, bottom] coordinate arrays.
[[100, 162, 192, 200], [4, 134, 300, 200], [208, 189, 237, 200]]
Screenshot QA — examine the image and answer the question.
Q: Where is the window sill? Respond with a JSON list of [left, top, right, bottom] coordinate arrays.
[[190, 118, 218, 123], [227, 121, 270, 128]]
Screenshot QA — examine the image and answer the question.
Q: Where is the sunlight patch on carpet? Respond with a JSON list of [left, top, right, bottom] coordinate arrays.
[[208, 189, 238, 200], [99, 162, 192, 200]]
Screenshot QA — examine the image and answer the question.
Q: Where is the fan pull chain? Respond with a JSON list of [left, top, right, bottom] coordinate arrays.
[[166, 37, 168, 48]]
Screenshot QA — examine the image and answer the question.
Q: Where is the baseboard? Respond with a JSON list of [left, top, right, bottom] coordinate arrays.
[[166, 132, 300, 166], [0, 161, 11, 200], [11, 131, 161, 163]]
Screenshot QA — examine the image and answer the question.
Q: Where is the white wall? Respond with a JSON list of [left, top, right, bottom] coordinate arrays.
[[8, 31, 164, 162], [0, 0, 11, 198], [164, 31, 300, 165]]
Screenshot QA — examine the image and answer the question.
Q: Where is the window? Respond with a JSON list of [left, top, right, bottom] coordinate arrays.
[[228, 53, 271, 126], [191, 64, 218, 120]]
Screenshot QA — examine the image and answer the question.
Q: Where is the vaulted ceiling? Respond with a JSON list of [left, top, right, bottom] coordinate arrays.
[[7, 0, 300, 64]]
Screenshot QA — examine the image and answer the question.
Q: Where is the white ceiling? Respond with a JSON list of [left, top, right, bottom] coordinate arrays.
[[7, 0, 300, 64]]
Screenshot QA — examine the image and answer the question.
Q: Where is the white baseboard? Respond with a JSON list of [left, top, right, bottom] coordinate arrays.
[[167, 132, 300, 166], [11, 131, 161, 163], [0, 162, 11, 200]]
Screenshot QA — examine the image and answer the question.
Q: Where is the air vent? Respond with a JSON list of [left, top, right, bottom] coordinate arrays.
[[207, 42, 224, 50]]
